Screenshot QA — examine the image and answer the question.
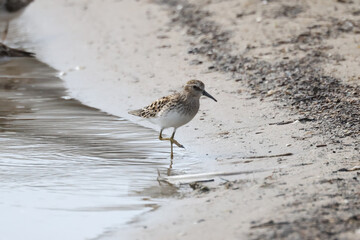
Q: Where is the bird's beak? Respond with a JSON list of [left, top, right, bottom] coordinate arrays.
[[202, 90, 217, 102]]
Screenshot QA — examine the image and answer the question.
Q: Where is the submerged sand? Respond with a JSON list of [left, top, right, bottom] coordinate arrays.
[[17, 0, 360, 239]]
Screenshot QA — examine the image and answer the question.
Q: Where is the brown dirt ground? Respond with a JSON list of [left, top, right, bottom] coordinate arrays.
[[151, 0, 360, 239]]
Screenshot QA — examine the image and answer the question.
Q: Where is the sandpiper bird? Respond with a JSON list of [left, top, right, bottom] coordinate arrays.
[[129, 80, 217, 159], [0, 0, 34, 41]]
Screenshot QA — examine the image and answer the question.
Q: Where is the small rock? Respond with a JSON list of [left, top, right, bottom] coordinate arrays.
[[189, 59, 203, 65]]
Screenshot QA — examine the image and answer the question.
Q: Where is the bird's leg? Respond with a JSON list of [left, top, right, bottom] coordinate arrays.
[[159, 129, 174, 159], [159, 129, 184, 148], [170, 129, 184, 148], [159, 129, 184, 159], [2, 21, 9, 42], [170, 140, 174, 159], [159, 129, 168, 141]]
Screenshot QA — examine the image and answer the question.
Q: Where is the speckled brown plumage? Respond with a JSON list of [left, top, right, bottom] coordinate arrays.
[[129, 94, 178, 118]]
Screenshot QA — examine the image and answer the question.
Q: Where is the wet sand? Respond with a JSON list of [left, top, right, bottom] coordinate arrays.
[[9, 0, 360, 239]]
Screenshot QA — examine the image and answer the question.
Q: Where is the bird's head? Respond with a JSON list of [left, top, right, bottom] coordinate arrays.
[[184, 80, 217, 102]]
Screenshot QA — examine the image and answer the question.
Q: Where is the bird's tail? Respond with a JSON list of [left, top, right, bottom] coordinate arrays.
[[0, 43, 35, 58], [128, 109, 143, 117]]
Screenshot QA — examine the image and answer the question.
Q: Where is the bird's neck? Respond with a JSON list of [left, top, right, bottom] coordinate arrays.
[[181, 91, 201, 104], [178, 91, 200, 115]]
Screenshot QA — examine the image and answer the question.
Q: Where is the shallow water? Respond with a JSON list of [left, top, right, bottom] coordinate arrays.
[[0, 58, 200, 240]]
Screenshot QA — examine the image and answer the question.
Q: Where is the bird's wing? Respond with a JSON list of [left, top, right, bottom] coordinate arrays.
[[5, 0, 33, 13], [129, 95, 174, 118]]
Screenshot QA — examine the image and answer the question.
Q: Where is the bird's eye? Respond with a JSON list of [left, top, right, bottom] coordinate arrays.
[[192, 86, 201, 91]]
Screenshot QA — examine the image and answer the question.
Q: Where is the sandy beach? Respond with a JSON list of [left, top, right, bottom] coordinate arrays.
[[14, 0, 360, 239]]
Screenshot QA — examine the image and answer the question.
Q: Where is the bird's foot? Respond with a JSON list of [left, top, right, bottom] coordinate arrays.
[[171, 139, 184, 148]]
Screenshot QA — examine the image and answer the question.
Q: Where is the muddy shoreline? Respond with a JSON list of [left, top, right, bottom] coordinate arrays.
[[114, 0, 359, 239], [154, 0, 359, 239], [152, 0, 360, 239], [158, 0, 359, 140]]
